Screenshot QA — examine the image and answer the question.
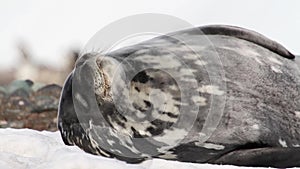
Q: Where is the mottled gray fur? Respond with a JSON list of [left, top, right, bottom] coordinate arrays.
[[58, 25, 300, 167]]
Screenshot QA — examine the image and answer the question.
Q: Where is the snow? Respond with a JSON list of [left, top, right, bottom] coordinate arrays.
[[0, 128, 288, 169]]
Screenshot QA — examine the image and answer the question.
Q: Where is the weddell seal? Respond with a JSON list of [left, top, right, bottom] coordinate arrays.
[[58, 25, 300, 168]]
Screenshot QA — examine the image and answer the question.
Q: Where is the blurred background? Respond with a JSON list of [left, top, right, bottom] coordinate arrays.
[[1, 0, 300, 85], [0, 0, 299, 131]]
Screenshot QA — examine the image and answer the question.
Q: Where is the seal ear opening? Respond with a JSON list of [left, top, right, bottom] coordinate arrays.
[[58, 73, 77, 145]]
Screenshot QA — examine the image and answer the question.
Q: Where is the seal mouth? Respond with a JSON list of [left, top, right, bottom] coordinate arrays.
[[94, 57, 113, 102]]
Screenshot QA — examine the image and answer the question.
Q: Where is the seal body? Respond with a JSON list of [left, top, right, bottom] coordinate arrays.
[[58, 25, 300, 167]]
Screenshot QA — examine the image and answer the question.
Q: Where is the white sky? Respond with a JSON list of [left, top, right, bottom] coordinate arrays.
[[0, 0, 299, 70]]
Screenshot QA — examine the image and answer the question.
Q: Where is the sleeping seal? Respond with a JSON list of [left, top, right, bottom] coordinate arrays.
[[58, 25, 300, 167]]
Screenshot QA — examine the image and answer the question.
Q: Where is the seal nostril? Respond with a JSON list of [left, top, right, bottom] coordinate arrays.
[[134, 87, 140, 92], [143, 100, 151, 108]]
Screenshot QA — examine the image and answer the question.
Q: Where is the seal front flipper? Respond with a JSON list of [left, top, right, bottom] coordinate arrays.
[[212, 147, 300, 168], [58, 73, 91, 147], [58, 72, 77, 145], [198, 25, 295, 59]]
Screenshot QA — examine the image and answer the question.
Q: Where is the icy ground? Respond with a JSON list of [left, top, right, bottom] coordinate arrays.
[[0, 128, 292, 169]]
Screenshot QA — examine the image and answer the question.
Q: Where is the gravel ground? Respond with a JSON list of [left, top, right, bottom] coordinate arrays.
[[0, 80, 61, 131]]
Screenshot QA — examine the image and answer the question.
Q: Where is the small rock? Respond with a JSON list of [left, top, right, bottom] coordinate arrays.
[[0, 80, 62, 131]]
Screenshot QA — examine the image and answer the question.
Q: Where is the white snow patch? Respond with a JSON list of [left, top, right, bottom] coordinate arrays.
[[0, 128, 287, 169]]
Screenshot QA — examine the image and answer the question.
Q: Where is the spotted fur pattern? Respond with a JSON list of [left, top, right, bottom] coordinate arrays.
[[58, 25, 300, 167]]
